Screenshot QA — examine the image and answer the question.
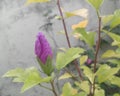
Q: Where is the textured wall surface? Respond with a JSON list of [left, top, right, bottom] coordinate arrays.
[[0, 0, 119, 96]]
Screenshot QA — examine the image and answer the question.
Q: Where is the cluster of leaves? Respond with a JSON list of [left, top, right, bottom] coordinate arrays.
[[3, 0, 120, 96]]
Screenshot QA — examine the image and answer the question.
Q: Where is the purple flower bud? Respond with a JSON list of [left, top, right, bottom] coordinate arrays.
[[35, 32, 53, 64], [86, 58, 93, 65]]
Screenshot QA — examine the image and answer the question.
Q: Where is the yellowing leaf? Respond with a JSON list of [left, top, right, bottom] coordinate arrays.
[[72, 20, 88, 30], [61, 83, 78, 96], [73, 33, 81, 39], [59, 73, 72, 80], [80, 55, 88, 65], [3, 67, 52, 93], [96, 65, 119, 83], [65, 8, 88, 18], [81, 66, 95, 83], [75, 81, 90, 94], [26, 0, 50, 5], [102, 50, 120, 58], [102, 15, 113, 25], [73, 28, 96, 47]]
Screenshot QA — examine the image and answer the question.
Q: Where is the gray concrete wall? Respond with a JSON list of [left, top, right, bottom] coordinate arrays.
[[0, 0, 119, 96]]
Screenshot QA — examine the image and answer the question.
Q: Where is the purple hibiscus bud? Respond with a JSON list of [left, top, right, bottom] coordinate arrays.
[[35, 32, 53, 64], [86, 58, 93, 65]]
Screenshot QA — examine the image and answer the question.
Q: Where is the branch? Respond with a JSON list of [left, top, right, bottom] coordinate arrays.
[[57, 0, 71, 48], [50, 80, 58, 96], [94, 17, 101, 73], [57, 0, 83, 81], [92, 16, 101, 96]]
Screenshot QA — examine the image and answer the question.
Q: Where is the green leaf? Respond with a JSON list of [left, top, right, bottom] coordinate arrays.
[[21, 67, 52, 92], [74, 28, 96, 47], [81, 66, 94, 83], [109, 76, 120, 87], [56, 48, 84, 70], [108, 59, 120, 67], [75, 81, 90, 94], [102, 15, 113, 25], [80, 55, 88, 65], [102, 50, 120, 58], [3, 68, 24, 77], [110, 17, 120, 29], [116, 48, 120, 53], [21, 73, 52, 93], [62, 82, 78, 96], [114, 93, 120, 96], [58, 72, 72, 80], [96, 65, 119, 83], [26, 0, 50, 5], [109, 32, 120, 47], [103, 30, 120, 47], [94, 88, 105, 96], [3, 68, 26, 82], [21, 68, 42, 92], [102, 10, 120, 27], [76, 92, 87, 96], [110, 10, 120, 29], [3, 67, 52, 93], [65, 8, 88, 18], [86, 0, 104, 10]]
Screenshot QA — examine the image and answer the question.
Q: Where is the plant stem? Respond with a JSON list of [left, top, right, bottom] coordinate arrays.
[[94, 17, 101, 73], [50, 80, 58, 96], [92, 16, 101, 96], [73, 60, 83, 80], [57, 0, 71, 48], [57, 0, 83, 81]]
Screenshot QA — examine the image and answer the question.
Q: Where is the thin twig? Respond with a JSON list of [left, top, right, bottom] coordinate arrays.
[[73, 60, 83, 80], [92, 16, 101, 96], [94, 17, 101, 73], [57, 0, 83, 81], [50, 80, 58, 96], [57, 0, 71, 48]]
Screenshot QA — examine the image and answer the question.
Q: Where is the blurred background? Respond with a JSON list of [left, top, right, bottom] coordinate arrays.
[[0, 0, 120, 96]]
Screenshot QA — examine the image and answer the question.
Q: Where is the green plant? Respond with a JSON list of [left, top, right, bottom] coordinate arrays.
[[3, 0, 120, 96]]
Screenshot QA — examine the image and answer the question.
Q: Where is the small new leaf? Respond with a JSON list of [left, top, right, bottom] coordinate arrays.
[[74, 28, 96, 47], [86, 0, 104, 10]]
